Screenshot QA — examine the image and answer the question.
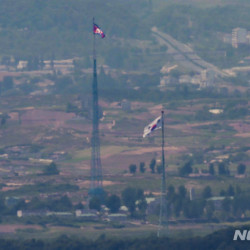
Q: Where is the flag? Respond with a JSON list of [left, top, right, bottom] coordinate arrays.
[[93, 23, 105, 38], [143, 115, 162, 138]]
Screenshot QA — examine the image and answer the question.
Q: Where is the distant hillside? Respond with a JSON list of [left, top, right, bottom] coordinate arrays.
[[153, 4, 250, 68], [0, 1, 250, 69], [154, 5, 250, 42], [0, 0, 151, 59], [0, 0, 150, 36]]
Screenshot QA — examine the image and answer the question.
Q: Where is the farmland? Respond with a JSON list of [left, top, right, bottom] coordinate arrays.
[[0, 68, 248, 238]]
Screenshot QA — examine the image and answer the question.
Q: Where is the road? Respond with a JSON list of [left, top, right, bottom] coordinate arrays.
[[152, 27, 229, 77]]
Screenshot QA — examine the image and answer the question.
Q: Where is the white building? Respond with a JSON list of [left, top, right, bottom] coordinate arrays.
[[201, 69, 215, 87], [189, 188, 195, 201], [17, 61, 28, 70], [232, 28, 247, 48]]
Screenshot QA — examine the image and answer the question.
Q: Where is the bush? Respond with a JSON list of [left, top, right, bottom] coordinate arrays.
[[129, 164, 137, 174], [202, 186, 212, 199], [237, 163, 246, 175], [179, 160, 193, 176], [43, 162, 59, 175]]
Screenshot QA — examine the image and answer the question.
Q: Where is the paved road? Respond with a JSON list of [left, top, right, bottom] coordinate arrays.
[[152, 27, 229, 77]]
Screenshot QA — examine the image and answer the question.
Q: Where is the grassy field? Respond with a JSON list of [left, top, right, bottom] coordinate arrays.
[[0, 88, 248, 239], [5, 220, 250, 241]]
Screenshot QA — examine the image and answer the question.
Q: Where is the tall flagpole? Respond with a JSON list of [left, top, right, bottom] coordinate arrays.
[[93, 17, 96, 60], [90, 17, 103, 192], [157, 110, 167, 237]]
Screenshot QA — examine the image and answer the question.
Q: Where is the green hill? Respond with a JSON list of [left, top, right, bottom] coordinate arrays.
[[0, 1, 250, 69]]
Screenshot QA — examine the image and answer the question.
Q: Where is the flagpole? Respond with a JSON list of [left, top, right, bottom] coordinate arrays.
[[93, 17, 96, 61], [157, 110, 167, 237]]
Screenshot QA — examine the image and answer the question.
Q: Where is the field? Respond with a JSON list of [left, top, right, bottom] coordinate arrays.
[[0, 74, 249, 238], [0, 92, 249, 184]]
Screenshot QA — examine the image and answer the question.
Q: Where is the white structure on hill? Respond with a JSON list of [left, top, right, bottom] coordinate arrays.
[[201, 69, 215, 87], [232, 28, 247, 48]]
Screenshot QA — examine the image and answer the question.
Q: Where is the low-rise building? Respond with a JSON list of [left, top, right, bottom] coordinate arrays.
[[17, 210, 46, 218], [108, 213, 127, 222], [207, 196, 234, 210], [232, 28, 247, 48], [75, 209, 99, 220]]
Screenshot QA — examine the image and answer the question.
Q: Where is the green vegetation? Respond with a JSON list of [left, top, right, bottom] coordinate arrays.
[[0, 1, 250, 70], [43, 162, 59, 175], [106, 194, 121, 213], [4, 183, 79, 196], [0, 1, 249, 243], [129, 164, 137, 174], [0, 226, 249, 249], [154, 4, 250, 67], [0, 0, 150, 63]]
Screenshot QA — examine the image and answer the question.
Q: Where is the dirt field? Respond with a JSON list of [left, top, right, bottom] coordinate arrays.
[[21, 109, 76, 127], [0, 224, 42, 233]]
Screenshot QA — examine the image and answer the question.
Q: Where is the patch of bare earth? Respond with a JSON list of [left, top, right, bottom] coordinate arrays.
[[0, 225, 42, 233], [230, 122, 250, 137], [75, 180, 121, 189], [21, 109, 75, 127], [121, 146, 186, 155]]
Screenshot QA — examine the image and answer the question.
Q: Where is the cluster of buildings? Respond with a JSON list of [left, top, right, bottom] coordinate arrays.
[[222, 28, 250, 48], [16, 208, 128, 223], [17, 59, 74, 73], [160, 68, 216, 88]]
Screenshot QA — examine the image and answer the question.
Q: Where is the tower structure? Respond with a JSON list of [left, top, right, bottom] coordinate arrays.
[[90, 58, 102, 191], [90, 19, 104, 193]]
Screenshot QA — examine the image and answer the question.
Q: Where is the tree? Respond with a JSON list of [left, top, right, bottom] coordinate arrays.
[[55, 76, 73, 92], [66, 103, 78, 113], [135, 188, 147, 219], [106, 195, 121, 213], [75, 202, 84, 210], [236, 185, 242, 195], [173, 198, 182, 217], [220, 189, 226, 196], [237, 163, 246, 175], [2, 76, 14, 92], [227, 185, 235, 196], [156, 164, 163, 174], [136, 188, 144, 201], [39, 57, 45, 70], [50, 58, 54, 70], [222, 197, 231, 213], [47, 196, 73, 211], [218, 162, 230, 176], [205, 200, 215, 220], [149, 158, 156, 173], [179, 160, 193, 176], [139, 162, 145, 173], [0, 113, 9, 127], [56, 196, 72, 211], [89, 196, 101, 211], [178, 185, 187, 199], [183, 199, 205, 219], [27, 56, 39, 71], [43, 162, 59, 175], [167, 185, 175, 201], [209, 163, 215, 175], [137, 199, 147, 219], [202, 186, 212, 199], [129, 164, 137, 174], [28, 197, 45, 210], [122, 187, 137, 216]]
